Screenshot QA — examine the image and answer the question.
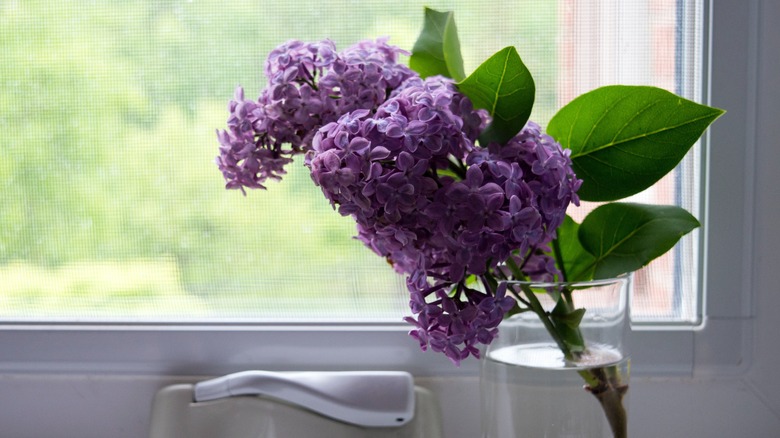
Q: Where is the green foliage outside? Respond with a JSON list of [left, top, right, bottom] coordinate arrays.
[[0, 1, 558, 319]]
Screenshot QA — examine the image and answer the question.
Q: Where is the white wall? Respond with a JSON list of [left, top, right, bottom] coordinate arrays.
[[744, 0, 780, 422], [2, 1, 779, 437]]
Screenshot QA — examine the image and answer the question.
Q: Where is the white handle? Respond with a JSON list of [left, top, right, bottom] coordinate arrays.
[[193, 370, 415, 428]]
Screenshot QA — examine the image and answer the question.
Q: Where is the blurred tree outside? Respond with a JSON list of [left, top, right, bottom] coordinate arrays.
[[0, 0, 557, 319]]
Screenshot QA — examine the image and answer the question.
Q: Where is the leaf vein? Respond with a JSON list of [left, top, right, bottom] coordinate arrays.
[[574, 113, 717, 157]]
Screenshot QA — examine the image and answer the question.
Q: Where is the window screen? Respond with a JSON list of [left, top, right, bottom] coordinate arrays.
[[0, 0, 703, 322]]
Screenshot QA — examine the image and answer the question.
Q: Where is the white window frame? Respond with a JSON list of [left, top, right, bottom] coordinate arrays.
[[0, 1, 757, 379]]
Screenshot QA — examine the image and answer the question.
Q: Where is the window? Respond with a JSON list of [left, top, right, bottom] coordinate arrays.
[[0, 0, 708, 325], [559, 0, 705, 323]]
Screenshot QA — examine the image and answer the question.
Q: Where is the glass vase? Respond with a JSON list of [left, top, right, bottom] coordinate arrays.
[[481, 276, 631, 438]]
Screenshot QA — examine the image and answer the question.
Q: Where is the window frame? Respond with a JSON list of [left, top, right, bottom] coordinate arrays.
[[0, 0, 757, 378]]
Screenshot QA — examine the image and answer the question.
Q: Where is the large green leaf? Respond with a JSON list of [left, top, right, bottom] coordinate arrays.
[[577, 203, 700, 279], [547, 85, 725, 202], [457, 46, 535, 145], [409, 8, 466, 81]]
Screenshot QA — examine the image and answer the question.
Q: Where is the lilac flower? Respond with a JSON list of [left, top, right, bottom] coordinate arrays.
[[265, 39, 337, 87], [307, 76, 488, 278], [306, 75, 579, 364], [321, 37, 415, 115], [215, 87, 294, 193], [472, 121, 582, 232], [216, 38, 416, 193], [516, 251, 561, 282], [399, 123, 579, 363], [404, 277, 515, 365], [216, 39, 581, 365]]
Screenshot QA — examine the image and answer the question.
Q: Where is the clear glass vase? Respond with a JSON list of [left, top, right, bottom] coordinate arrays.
[[481, 276, 631, 438]]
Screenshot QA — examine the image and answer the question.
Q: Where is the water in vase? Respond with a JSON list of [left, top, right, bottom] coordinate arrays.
[[481, 342, 630, 438]]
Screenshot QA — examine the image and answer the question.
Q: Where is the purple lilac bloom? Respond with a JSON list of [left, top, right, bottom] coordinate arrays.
[[469, 121, 582, 233], [214, 87, 295, 193], [403, 123, 579, 364], [405, 278, 515, 365], [218, 38, 582, 365], [216, 39, 416, 193], [307, 76, 485, 276], [307, 74, 580, 364]]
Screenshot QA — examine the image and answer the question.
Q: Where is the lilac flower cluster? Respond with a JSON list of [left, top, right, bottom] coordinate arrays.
[[216, 38, 416, 192], [308, 76, 484, 274], [216, 37, 581, 365], [401, 123, 581, 364], [404, 279, 516, 364], [306, 76, 581, 364]]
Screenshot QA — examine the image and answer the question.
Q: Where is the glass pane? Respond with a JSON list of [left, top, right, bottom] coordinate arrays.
[[558, 0, 704, 322], [0, 0, 703, 322]]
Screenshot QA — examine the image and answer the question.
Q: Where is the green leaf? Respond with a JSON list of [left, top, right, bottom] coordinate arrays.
[[457, 46, 535, 145], [409, 8, 466, 81], [551, 301, 587, 329], [547, 85, 725, 202], [555, 216, 597, 281], [577, 202, 701, 279], [549, 299, 586, 353]]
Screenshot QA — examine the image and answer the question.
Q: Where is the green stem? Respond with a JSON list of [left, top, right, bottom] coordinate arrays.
[[551, 236, 568, 282], [551, 289, 628, 437], [581, 364, 629, 438], [524, 289, 628, 437], [505, 255, 628, 437], [447, 155, 467, 179], [518, 284, 573, 360]]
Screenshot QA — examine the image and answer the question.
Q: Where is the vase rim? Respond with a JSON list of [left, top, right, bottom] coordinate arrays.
[[502, 272, 632, 288]]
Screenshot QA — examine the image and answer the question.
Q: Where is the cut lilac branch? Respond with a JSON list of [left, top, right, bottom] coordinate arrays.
[[214, 9, 723, 436]]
